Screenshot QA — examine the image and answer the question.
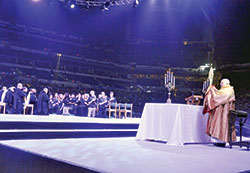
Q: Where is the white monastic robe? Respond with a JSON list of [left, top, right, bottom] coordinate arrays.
[[1, 90, 8, 103], [25, 92, 31, 105], [203, 85, 236, 142]]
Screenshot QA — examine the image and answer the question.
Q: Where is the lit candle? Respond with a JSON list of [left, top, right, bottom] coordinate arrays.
[[173, 76, 175, 87], [171, 72, 173, 83], [167, 71, 169, 82], [168, 70, 171, 82]]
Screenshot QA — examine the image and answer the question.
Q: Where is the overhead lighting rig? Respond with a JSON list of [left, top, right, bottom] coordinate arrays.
[[59, 0, 140, 10]]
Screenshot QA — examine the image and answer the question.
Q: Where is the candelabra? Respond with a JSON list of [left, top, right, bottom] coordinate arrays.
[[164, 70, 175, 104], [202, 78, 210, 94]]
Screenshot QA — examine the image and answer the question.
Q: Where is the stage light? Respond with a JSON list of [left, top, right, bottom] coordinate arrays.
[[70, 0, 76, 8], [32, 0, 41, 2], [101, 1, 111, 11], [133, 0, 139, 8], [63, 0, 76, 9]]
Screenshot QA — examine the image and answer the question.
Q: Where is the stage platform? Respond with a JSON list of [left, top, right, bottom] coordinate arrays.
[[1, 114, 250, 172], [0, 114, 140, 123], [0, 137, 250, 173], [0, 114, 140, 140]]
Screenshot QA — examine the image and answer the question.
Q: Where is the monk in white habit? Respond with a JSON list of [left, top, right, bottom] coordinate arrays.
[[203, 78, 236, 146]]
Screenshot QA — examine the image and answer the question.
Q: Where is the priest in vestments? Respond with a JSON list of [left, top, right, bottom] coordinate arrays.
[[203, 78, 236, 144]]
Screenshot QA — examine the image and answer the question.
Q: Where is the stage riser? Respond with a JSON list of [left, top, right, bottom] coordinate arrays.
[[0, 121, 139, 130], [0, 144, 99, 173], [0, 131, 137, 140]]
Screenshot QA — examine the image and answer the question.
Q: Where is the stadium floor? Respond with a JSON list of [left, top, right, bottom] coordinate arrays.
[[0, 137, 250, 173]]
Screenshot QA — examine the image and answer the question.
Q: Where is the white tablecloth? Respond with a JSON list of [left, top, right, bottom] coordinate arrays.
[[136, 103, 211, 146]]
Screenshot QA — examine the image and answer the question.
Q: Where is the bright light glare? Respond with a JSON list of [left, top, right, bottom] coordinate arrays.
[[32, 0, 41, 2], [199, 64, 210, 71], [70, 4, 75, 8]]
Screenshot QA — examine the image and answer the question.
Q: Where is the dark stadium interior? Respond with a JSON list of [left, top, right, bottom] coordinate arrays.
[[0, 1, 250, 172], [0, 0, 249, 115]]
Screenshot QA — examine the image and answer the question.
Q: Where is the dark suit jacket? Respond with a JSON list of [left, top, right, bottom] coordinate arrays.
[[3, 90, 14, 105], [37, 91, 49, 115], [29, 93, 37, 105], [13, 88, 26, 110], [0, 90, 4, 100]]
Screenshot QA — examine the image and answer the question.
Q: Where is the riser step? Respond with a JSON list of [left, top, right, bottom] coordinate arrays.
[[0, 131, 138, 140], [0, 121, 139, 130]]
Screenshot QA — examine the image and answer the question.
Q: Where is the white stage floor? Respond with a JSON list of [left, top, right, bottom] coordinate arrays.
[[1, 137, 250, 173], [0, 114, 140, 124]]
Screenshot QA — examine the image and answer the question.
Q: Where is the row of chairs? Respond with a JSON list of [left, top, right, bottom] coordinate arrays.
[[108, 103, 133, 119], [0, 102, 34, 115]]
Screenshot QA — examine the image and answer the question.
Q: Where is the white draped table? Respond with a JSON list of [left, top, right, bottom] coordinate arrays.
[[136, 103, 212, 146]]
